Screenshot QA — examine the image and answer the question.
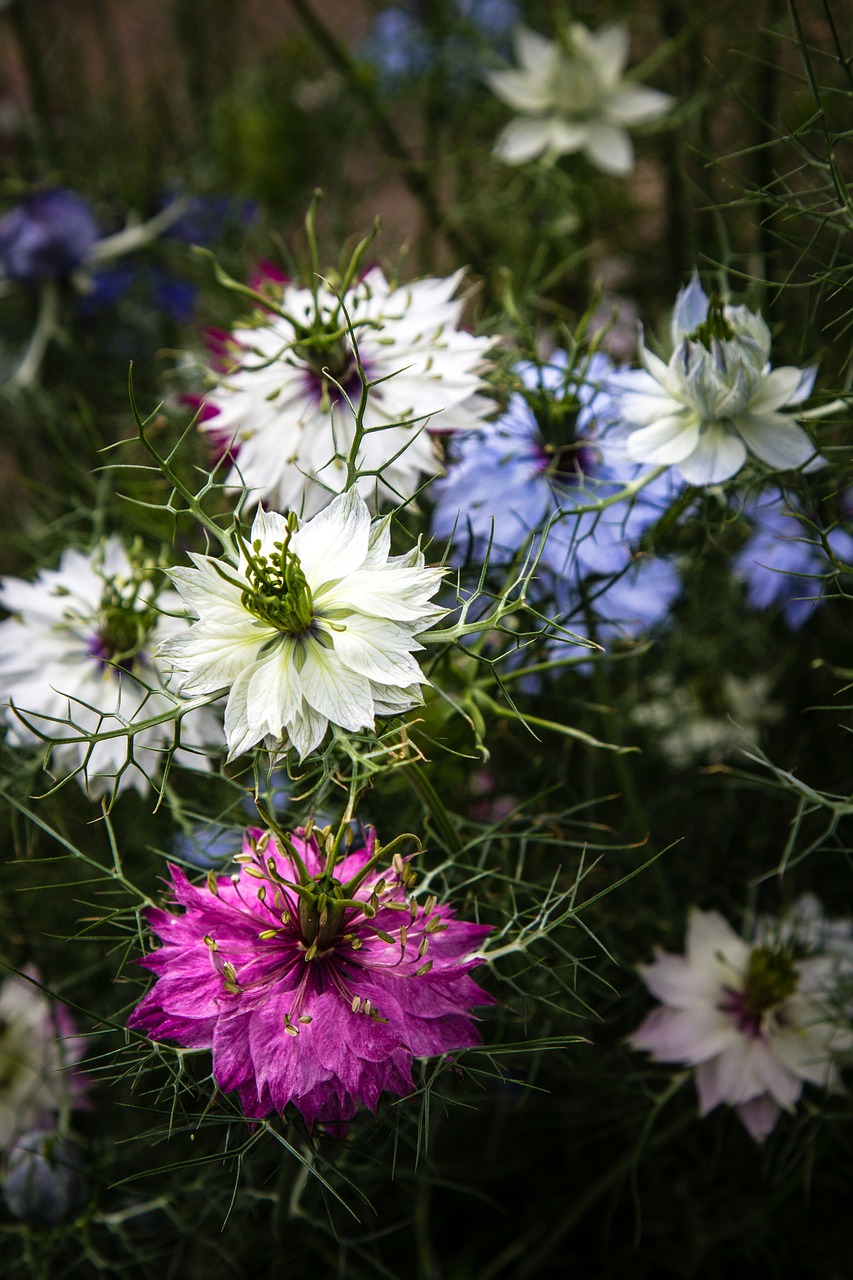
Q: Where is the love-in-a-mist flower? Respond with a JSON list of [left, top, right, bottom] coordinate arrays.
[[629, 908, 853, 1141], [733, 486, 853, 628], [160, 489, 445, 761], [431, 352, 682, 646], [0, 970, 88, 1150], [128, 825, 493, 1131], [0, 537, 220, 797], [0, 188, 99, 283], [607, 274, 832, 486], [197, 265, 493, 517], [486, 23, 673, 174]]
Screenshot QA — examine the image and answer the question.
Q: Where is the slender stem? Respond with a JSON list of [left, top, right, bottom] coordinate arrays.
[[405, 762, 463, 855], [9, 280, 59, 388]]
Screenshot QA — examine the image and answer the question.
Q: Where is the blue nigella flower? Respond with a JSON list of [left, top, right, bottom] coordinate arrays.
[[360, 0, 519, 91], [432, 351, 684, 651], [0, 188, 99, 283], [733, 487, 853, 628]]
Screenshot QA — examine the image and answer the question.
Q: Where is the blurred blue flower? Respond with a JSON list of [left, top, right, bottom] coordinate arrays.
[[3, 1130, 88, 1226], [160, 193, 259, 245], [0, 188, 99, 283], [361, 0, 519, 91], [172, 823, 242, 870], [432, 351, 683, 650], [733, 487, 853, 627]]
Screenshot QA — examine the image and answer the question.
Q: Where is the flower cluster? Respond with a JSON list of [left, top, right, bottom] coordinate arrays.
[[160, 489, 446, 761], [630, 907, 853, 1140], [128, 825, 493, 1131], [197, 266, 494, 517], [0, 537, 220, 797], [486, 22, 672, 173]]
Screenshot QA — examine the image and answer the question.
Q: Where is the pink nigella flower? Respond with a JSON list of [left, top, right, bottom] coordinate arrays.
[[629, 908, 853, 1141], [128, 826, 493, 1132]]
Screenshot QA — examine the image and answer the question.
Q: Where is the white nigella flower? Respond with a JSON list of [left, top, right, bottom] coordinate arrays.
[[199, 267, 494, 518], [159, 489, 446, 760], [609, 274, 832, 486], [630, 908, 853, 1141], [485, 22, 673, 174], [0, 537, 219, 797]]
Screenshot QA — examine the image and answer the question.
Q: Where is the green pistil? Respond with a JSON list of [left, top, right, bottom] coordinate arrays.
[[95, 577, 159, 665], [688, 294, 735, 348], [241, 518, 315, 634], [743, 946, 798, 1016]]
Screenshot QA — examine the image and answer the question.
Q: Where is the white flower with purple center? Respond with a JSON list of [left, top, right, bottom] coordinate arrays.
[[608, 274, 834, 486], [630, 908, 853, 1141], [198, 266, 494, 518], [0, 537, 219, 797], [486, 22, 673, 174], [159, 489, 445, 761]]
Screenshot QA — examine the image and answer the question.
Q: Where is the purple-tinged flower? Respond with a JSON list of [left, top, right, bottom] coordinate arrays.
[[629, 908, 853, 1141], [0, 189, 99, 283], [733, 487, 853, 628], [432, 352, 683, 646], [197, 267, 494, 517], [0, 536, 221, 798], [3, 1130, 88, 1225], [128, 826, 493, 1132]]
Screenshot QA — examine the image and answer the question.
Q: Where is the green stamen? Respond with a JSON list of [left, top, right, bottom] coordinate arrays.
[[743, 946, 798, 1016], [241, 516, 315, 634], [688, 294, 735, 347]]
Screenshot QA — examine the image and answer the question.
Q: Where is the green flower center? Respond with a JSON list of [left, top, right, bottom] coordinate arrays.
[[241, 518, 315, 634], [687, 294, 735, 348], [742, 946, 799, 1017], [84, 571, 161, 670]]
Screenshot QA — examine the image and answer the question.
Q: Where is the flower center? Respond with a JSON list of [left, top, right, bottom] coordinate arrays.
[[742, 945, 798, 1016], [531, 397, 596, 483], [295, 325, 364, 409], [718, 945, 799, 1037], [85, 575, 159, 673], [687, 294, 735, 349], [241, 518, 315, 634]]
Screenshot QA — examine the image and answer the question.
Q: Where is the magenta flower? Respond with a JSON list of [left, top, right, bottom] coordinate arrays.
[[128, 827, 493, 1131]]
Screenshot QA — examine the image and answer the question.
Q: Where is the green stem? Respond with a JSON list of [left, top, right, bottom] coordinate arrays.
[[405, 763, 463, 855]]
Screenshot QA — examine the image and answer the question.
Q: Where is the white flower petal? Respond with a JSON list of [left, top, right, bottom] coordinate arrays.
[[493, 118, 555, 163], [626, 415, 700, 465], [735, 411, 818, 471], [676, 424, 747, 485], [748, 365, 817, 412], [583, 122, 634, 175], [606, 83, 674, 125]]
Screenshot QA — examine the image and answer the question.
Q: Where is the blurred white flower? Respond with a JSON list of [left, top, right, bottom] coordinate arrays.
[[200, 267, 494, 518], [630, 908, 853, 1141], [608, 274, 834, 486], [486, 23, 672, 174], [631, 672, 781, 767], [0, 971, 87, 1150], [160, 489, 445, 760], [0, 537, 219, 797]]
